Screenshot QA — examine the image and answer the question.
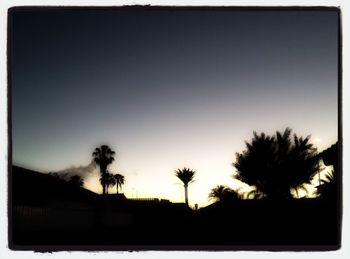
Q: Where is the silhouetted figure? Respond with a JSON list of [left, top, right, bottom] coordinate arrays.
[[175, 167, 196, 206], [92, 145, 116, 195], [113, 173, 125, 194], [233, 128, 320, 201]]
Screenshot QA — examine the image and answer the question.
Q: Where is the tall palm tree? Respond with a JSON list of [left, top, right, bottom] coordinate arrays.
[[175, 167, 196, 206], [92, 145, 116, 195], [114, 174, 125, 194]]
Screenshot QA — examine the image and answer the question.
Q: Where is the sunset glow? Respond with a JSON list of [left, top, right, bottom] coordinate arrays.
[[11, 9, 338, 207]]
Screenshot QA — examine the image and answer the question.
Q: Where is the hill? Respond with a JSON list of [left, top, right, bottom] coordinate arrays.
[[12, 165, 99, 207]]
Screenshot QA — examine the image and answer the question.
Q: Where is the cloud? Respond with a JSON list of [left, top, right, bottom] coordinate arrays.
[[53, 162, 97, 180]]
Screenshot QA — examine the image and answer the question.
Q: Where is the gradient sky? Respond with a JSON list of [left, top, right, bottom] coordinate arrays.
[[11, 8, 338, 207]]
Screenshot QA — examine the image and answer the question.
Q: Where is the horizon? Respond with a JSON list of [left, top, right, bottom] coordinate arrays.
[[12, 139, 336, 205], [11, 8, 338, 207]]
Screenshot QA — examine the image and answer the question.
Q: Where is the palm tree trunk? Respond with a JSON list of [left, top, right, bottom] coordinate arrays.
[[184, 185, 189, 206], [101, 170, 107, 195], [116, 184, 119, 194]]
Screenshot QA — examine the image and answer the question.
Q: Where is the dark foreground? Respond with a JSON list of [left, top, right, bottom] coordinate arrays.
[[10, 166, 340, 251]]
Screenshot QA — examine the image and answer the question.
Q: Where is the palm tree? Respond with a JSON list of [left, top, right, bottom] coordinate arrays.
[[234, 130, 277, 198], [316, 142, 338, 202], [233, 128, 320, 200], [114, 174, 125, 194], [99, 172, 116, 194], [175, 167, 196, 206], [92, 145, 116, 195], [288, 134, 320, 197], [208, 185, 240, 203], [315, 170, 336, 200]]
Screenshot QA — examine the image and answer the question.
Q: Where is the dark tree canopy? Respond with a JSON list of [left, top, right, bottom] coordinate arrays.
[[114, 173, 125, 194], [92, 145, 115, 174], [315, 142, 339, 201], [175, 167, 195, 187], [208, 185, 241, 203], [315, 170, 336, 200], [99, 172, 116, 194], [233, 128, 320, 200], [68, 175, 84, 187]]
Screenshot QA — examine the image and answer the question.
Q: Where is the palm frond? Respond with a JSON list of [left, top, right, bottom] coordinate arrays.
[[175, 167, 196, 186]]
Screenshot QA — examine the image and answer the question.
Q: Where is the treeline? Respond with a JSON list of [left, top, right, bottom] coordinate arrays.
[[91, 127, 338, 206]]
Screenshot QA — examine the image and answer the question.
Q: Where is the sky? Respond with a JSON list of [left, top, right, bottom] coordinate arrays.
[[11, 8, 339, 207]]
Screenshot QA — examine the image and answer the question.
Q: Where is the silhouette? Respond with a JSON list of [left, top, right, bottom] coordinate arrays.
[[315, 142, 338, 202], [175, 167, 196, 206], [99, 172, 116, 194], [10, 138, 339, 249], [113, 174, 125, 194], [246, 189, 265, 199], [315, 170, 336, 198], [318, 142, 338, 169], [11, 140, 340, 250], [68, 175, 84, 187], [233, 128, 320, 200], [208, 185, 241, 203], [92, 145, 116, 195]]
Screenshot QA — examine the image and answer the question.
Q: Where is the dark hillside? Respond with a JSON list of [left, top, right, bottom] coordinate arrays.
[[12, 165, 99, 207]]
